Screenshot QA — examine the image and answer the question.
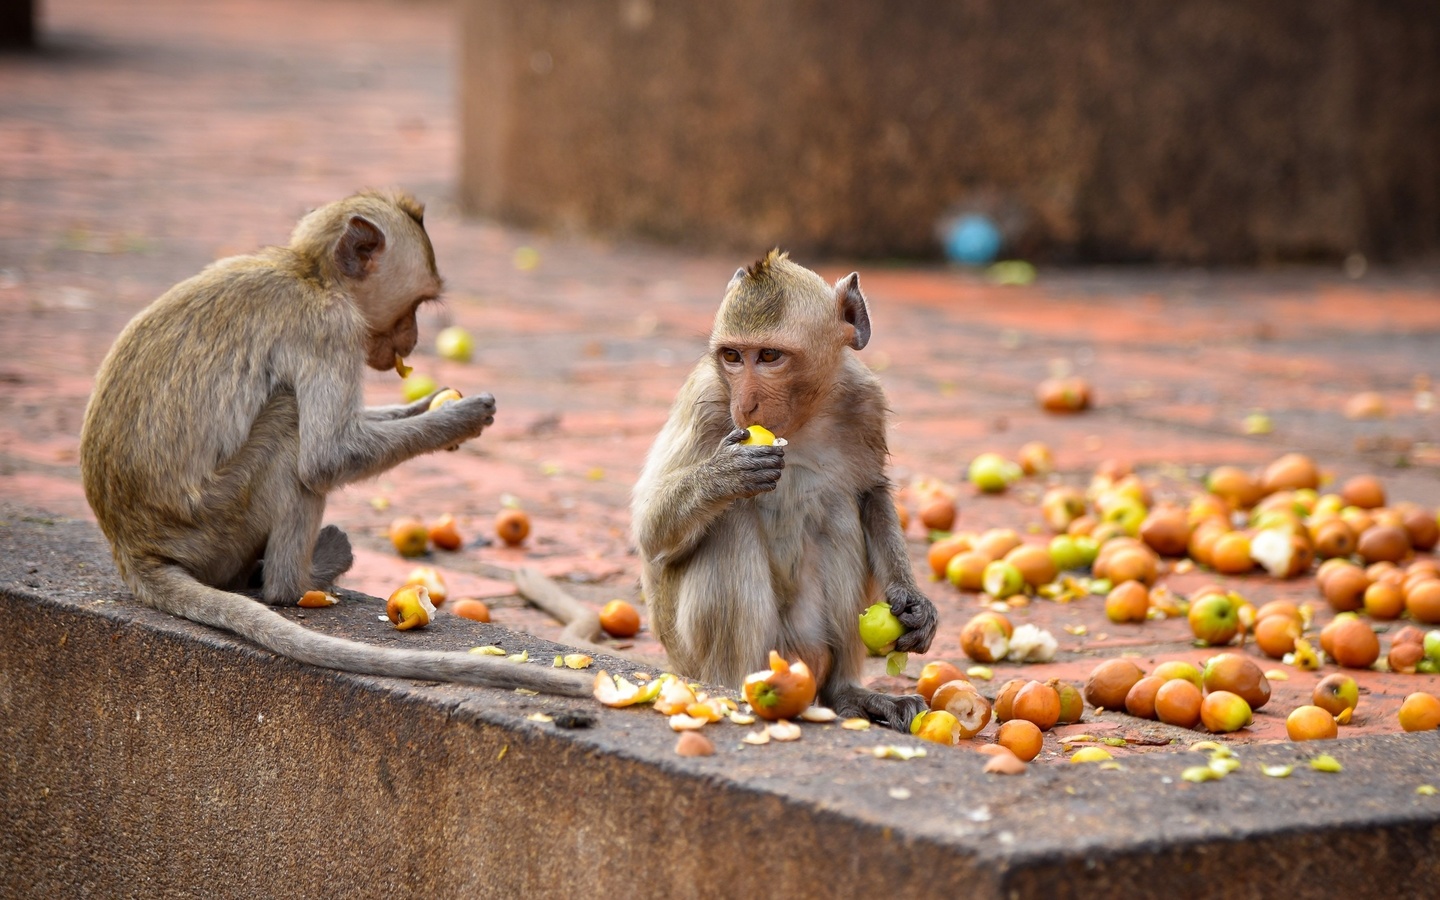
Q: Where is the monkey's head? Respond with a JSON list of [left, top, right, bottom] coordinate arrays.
[[709, 250, 871, 438], [292, 190, 444, 371]]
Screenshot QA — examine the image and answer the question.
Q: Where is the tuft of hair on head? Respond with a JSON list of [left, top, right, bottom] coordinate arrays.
[[742, 248, 789, 282], [356, 188, 426, 227]]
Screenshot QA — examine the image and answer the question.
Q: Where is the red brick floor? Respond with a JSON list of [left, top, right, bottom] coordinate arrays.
[[2, 0, 1439, 761]]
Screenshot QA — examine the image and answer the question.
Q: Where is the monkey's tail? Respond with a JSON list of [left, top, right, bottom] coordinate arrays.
[[138, 565, 593, 698]]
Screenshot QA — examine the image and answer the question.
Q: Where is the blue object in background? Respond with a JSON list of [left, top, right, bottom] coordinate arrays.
[[941, 213, 1003, 265]]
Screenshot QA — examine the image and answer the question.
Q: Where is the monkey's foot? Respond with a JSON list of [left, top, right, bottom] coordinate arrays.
[[311, 524, 355, 586], [832, 687, 928, 733]]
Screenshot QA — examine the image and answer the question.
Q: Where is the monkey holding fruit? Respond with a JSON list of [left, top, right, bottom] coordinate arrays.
[[632, 251, 937, 730], [79, 190, 587, 697]]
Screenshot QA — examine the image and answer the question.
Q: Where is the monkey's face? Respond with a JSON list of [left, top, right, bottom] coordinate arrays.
[[355, 245, 442, 371], [718, 345, 817, 438]]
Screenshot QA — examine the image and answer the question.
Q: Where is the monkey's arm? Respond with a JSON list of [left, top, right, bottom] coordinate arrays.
[[860, 484, 937, 654], [364, 390, 446, 421], [633, 428, 783, 567]]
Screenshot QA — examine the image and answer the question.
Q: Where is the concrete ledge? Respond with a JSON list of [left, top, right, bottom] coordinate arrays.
[[3, 509, 1439, 898]]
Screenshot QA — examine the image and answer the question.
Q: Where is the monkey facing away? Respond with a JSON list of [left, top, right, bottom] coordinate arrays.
[[79, 190, 587, 697], [631, 251, 937, 730]]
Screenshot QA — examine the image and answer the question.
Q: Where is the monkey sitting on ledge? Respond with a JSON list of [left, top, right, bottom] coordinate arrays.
[[632, 251, 937, 730], [79, 190, 587, 697]]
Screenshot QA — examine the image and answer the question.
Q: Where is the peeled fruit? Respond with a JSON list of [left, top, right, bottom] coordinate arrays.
[[386, 585, 435, 630], [435, 325, 476, 362], [1312, 673, 1359, 717], [1286, 705, 1338, 741], [1105, 580, 1150, 624], [388, 517, 430, 557], [1188, 592, 1240, 647], [1084, 659, 1144, 711], [1326, 617, 1380, 669], [1199, 690, 1252, 733], [1011, 681, 1061, 731], [858, 603, 907, 655], [1035, 376, 1091, 413], [743, 651, 818, 721], [981, 560, 1025, 599], [450, 598, 491, 622], [741, 425, 778, 446], [1249, 529, 1313, 579], [401, 372, 438, 402], [1154, 679, 1203, 729], [495, 508, 531, 546], [996, 719, 1044, 761], [1397, 692, 1440, 732], [428, 388, 463, 411], [911, 709, 963, 745], [427, 514, 463, 551], [929, 680, 992, 738], [916, 661, 967, 702], [403, 565, 448, 605], [959, 613, 1012, 663], [1201, 653, 1271, 710]]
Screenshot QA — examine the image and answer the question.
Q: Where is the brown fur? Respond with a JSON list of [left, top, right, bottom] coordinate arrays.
[[632, 253, 936, 729], [79, 190, 588, 697]]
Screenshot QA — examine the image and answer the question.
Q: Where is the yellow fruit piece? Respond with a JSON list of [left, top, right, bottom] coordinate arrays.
[[1070, 747, 1113, 763], [1309, 754, 1343, 773], [742, 425, 778, 446], [428, 388, 462, 411], [394, 353, 412, 377]]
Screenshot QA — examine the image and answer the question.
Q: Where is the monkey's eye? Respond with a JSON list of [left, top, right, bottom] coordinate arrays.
[[721, 348, 743, 365], [758, 348, 783, 364]]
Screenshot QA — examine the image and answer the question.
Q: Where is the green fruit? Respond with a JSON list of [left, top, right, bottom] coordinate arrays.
[[401, 373, 439, 403], [1049, 535, 1087, 572], [858, 603, 906, 656], [1073, 535, 1100, 567], [435, 326, 476, 362], [981, 560, 1024, 599], [1424, 630, 1440, 663], [968, 453, 1021, 493]]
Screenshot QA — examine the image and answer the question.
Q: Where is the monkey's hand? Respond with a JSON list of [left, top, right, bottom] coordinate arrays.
[[709, 427, 784, 500], [428, 392, 497, 445], [886, 583, 937, 654], [832, 686, 929, 733]]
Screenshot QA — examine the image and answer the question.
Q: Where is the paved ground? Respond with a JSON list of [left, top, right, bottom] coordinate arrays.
[[3, 0, 1439, 762]]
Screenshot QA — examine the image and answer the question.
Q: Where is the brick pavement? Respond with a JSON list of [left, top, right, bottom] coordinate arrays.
[[3, 0, 1440, 760]]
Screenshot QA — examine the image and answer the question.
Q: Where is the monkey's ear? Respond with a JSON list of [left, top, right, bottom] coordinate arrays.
[[836, 272, 871, 350], [337, 215, 386, 280], [727, 267, 747, 290]]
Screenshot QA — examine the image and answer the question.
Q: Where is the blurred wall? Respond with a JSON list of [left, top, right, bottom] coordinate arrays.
[[459, 0, 1440, 263]]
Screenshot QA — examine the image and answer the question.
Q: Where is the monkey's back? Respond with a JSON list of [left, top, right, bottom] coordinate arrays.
[[80, 252, 360, 558]]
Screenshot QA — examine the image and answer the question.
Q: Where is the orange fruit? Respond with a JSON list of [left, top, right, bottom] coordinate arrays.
[[744, 652, 817, 721], [1104, 545, 1160, 585], [387, 516, 430, 557], [1406, 580, 1440, 624], [1124, 675, 1165, 720], [1339, 474, 1386, 509], [494, 508, 531, 546], [1321, 563, 1370, 613], [1327, 617, 1380, 669], [992, 678, 1027, 722], [599, 599, 642, 637], [1285, 705, 1338, 741], [918, 494, 957, 532], [1011, 681, 1061, 731], [450, 598, 492, 623], [1362, 580, 1405, 620], [1209, 532, 1254, 575], [1004, 543, 1058, 587], [974, 528, 1023, 562], [1255, 599, 1303, 624], [1105, 580, 1151, 624], [1084, 659, 1144, 711], [1310, 518, 1357, 559], [996, 719, 1044, 761], [916, 661, 967, 703], [427, 514, 464, 552], [1153, 679, 1203, 729], [1397, 692, 1440, 732], [1253, 614, 1301, 659], [927, 534, 972, 579]]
